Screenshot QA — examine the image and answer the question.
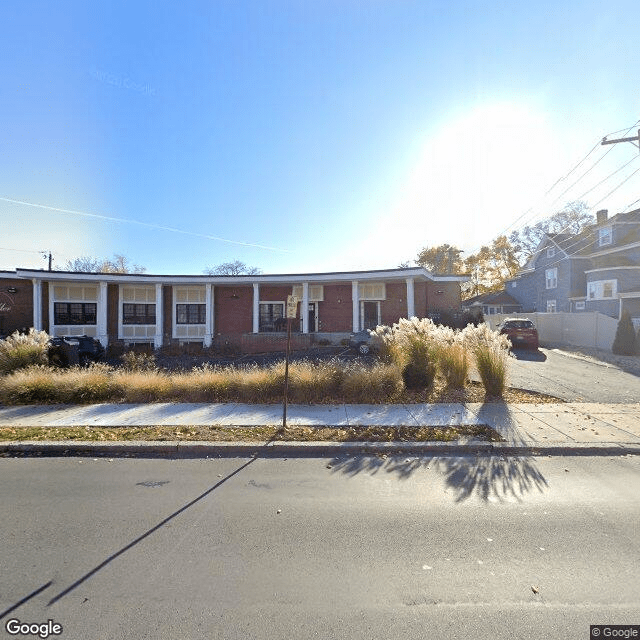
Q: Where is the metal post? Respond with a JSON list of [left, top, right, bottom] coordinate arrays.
[[283, 317, 292, 430]]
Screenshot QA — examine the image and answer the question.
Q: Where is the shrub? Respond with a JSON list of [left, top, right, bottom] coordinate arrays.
[[0, 329, 50, 374], [340, 362, 404, 403], [401, 337, 437, 389], [0, 365, 65, 404], [121, 351, 157, 372], [612, 311, 637, 355]]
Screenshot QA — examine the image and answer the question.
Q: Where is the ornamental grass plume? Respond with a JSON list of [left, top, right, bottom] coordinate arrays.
[[460, 323, 511, 397], [0, 329, 50, 374]]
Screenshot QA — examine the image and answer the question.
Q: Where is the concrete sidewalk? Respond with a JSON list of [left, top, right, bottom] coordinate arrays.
[[1, 401, 640, 457]]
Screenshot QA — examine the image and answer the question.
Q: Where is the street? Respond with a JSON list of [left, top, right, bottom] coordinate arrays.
[[505, 348, 640, 403], [1, 455, 639, 640]]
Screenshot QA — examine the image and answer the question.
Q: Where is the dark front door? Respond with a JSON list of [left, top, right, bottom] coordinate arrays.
[[362, 301, 378, 330], [307, 303, 316, 332]]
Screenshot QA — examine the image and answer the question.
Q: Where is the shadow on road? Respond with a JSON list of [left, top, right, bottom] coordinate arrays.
[[327, 401, 548, 503], [42, 429, 291, 608], [510, 348, 547, 362]]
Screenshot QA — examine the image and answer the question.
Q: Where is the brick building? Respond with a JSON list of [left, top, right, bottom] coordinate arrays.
[[1, 267, 467, 353]]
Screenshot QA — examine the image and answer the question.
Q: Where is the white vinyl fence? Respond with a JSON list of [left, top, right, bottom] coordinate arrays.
[[484, 312, 618, 351]]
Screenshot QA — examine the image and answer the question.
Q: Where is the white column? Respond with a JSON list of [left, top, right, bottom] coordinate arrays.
[[302, 282, 309, 333], [352, 281, 359, 332], [253, 283, 260, 333], [97, 281, 108, 347], [154, 283, 163, 348], [32, 279, 43, 331], [204, 284, 214, 347], [406, 277, 415, 318]]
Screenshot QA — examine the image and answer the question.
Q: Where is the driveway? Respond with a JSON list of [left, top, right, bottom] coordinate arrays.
[[501, 347, 640, 403]]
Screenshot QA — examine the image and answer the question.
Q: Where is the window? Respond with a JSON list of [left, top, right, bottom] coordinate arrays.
[[511, 281, 517, 288], [598, 226, 612, 246], [575, 301, 585, 310], [123, 303, 156, 325], [545, 268, 557, 289], [176, 304, 206, 324], [292, 285, 324, 301], [358, 283, 386, 300], [587, 280, 617, 300], [259, 303, 284, 332], [546, 300, 557, 312], [54, 302, 97, 325], [547, 247, 556, 258]]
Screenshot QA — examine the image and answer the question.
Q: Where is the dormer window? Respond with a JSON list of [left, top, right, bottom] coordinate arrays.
[[598, 226, 612, 246], [547, 247, 555, 258]]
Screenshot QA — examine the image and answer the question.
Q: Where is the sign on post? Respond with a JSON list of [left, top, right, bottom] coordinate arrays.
[[286, 295, 299, 319], [282, 295, 299, 430]]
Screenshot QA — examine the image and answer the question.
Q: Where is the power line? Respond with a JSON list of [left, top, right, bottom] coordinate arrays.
[[0, 197, 289, 253]]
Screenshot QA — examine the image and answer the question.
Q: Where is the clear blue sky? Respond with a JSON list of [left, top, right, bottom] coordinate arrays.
[[1, 0, 639, 275]]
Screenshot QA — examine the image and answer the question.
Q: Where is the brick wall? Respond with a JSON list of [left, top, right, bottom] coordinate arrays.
[[0, 277, 33, 336], [426, 281, 461, 312], [318, 284, 352, 332], [215, 286, 253, 335]]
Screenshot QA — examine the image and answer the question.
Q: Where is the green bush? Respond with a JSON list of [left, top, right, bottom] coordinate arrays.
[[612, 311, 637, 355], [0, 329, 50, 374]]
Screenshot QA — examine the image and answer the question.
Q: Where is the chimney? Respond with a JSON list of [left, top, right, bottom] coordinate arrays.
[[596, 209, 608, 225]]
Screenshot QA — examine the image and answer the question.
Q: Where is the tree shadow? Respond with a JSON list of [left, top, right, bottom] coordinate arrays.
[[327, 401, 548, 503]]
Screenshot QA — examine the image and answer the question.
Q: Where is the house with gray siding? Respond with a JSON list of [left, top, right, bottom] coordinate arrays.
[[505, 208, 640, 324]]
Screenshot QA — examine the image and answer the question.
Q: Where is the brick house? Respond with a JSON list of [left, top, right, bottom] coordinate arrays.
[[1, 266, 467, 352], [505, 208, 640, 323]]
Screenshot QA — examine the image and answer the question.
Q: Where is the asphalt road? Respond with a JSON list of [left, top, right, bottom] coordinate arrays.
[[1, 455, 639, 640], [503, 348, 640, 403]]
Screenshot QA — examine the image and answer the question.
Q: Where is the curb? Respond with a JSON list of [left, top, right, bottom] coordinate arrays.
[[2, 440, 640, 458]]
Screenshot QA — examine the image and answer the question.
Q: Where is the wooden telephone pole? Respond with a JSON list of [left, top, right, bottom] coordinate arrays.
[[601, 129, 640, 151]]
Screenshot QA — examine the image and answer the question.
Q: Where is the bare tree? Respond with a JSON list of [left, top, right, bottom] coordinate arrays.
[[509, 200, 594, 262], [61, 254, 146, 273], [204, 260, 261, 276]]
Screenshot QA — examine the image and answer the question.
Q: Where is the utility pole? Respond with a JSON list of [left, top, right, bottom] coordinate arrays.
[[41, 251, 53, 271], [601, 129, 640, 152]]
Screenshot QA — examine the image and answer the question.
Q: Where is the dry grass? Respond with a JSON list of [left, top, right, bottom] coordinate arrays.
[[0, 423, 502, 443]]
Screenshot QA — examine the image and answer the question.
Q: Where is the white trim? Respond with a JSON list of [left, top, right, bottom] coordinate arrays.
[[118, 284, 158, 343], [302, 282, 309, 334], [154, 284, 163, 348], [583, 240, 640, 258], [406, 277, 415, 318], [205, 284, 213, 347], [97, 282, 108, 347], [352, 281, 359, 332], [33, 279, 42, 331], [172, 285, 207, 342], [585, 266, 640, 274], [252, 283, 260, 334], [15, 266, 467, 286]]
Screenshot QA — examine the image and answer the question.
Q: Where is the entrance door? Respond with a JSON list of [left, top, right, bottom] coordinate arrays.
[[307, 303, 317, 332], [362, 301, 379, 330]]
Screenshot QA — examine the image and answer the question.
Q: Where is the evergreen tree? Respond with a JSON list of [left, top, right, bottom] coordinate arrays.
[[612, 311, 637, 355]]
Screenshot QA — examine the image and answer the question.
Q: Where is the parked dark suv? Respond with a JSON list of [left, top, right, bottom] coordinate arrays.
[[498, 318, 539, 350], [48, 335, 105, 366]]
